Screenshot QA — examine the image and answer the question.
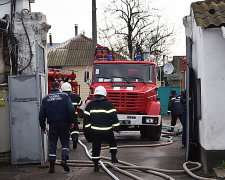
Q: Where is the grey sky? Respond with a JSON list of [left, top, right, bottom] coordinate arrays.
[[32, 0, 197, 57]]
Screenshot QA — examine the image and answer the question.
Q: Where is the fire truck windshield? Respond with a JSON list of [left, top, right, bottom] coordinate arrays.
[[93, 63, 155, 83]]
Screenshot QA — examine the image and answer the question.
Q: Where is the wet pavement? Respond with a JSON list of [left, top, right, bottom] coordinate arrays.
[[0, 116, 213, 180]]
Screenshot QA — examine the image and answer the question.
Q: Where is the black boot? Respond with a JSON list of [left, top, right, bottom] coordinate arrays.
[[61, 157, 70, 172], [73, 140, 77, 149], [49, 162, 55, 173], [94, 162, 99, 172], [111, 153, 118, 163]]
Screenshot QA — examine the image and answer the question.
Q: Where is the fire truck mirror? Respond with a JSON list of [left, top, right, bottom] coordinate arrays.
[[84, 71, 90, 86]]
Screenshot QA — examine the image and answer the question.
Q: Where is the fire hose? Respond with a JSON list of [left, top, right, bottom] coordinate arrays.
[[55, 132, 216, 180]]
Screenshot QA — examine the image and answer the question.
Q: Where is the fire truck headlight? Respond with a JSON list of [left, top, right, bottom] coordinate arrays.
[[145, 118, 154, 124], [142, 117, 158, 124]]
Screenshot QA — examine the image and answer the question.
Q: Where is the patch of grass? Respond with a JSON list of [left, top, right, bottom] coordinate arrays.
[[217, 160, 225, 169]]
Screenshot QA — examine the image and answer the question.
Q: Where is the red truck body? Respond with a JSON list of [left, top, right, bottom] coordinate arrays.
[[90, 61, 160, 115], [48, 69, 80, 95], [86, 46, 162, 140]]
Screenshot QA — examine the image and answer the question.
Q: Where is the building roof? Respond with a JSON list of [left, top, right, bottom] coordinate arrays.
[[191, 0, 225, 28], [47, 34, 126, 67]]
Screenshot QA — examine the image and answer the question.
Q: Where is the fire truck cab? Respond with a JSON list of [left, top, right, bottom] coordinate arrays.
[[85, 46, 161, 140]]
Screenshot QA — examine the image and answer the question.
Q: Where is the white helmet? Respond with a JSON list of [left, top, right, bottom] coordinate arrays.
[[61, 82, 72, 92], [94, 86, 107, 96]]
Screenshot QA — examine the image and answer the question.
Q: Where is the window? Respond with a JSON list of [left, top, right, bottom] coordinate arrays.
[[93, 63, 155, 83]]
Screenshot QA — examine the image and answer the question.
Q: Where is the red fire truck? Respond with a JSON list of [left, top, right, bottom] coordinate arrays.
[[85, 46, 161, 140], [48, 68, 80, 95]]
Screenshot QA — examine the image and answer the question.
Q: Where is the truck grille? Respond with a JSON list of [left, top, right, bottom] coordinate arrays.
[[107, 92, 145, 114]]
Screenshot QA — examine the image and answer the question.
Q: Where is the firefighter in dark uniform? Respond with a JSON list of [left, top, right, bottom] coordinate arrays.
[[61, 82, 81, 149], [84, 86, 120, 172], [168, 90, 184, 132], [39, 81, 78, 173]]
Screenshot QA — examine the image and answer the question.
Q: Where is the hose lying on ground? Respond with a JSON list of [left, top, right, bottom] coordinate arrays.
[[78, 140, 120, 180], [55, 132, 216, 180]]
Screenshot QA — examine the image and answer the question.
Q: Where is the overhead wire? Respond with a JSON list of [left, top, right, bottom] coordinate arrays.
[[17, 9, 33, 74], [0, 0, 11, 6], [8, 0, 18, 74]]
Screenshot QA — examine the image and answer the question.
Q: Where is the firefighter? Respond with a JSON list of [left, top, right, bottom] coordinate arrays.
[[39, 81, 77, 173], [61, 82, 81, 149], [84, 86, 121, 172], [167, 90, 184, 132]]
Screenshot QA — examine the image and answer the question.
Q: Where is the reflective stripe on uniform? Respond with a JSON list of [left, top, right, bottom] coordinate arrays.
[[107, 109, 117, 113], [49, 154, 56, 157], [92, 156, 100, 159], [84, 111, 90, 115], [71, 131, 79, 135], [90, 109, 116, 114], [109, 147, 117, 150], [113, 123, 120, 127], [62, 148, 69, 151], [91, 126, 112, 130], [72, 100, 82, 106], [85, 124, 91, 128]]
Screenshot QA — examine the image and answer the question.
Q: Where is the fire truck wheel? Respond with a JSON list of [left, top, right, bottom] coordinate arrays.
[[140, 123, 162, 141]]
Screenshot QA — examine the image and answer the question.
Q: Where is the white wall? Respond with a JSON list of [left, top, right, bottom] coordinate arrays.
[[192, 15, 225, 150], [14, 12, 50, 75], [0, 0, 10, 18]]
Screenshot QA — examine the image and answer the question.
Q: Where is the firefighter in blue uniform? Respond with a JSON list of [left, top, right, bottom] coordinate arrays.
[[84, 86, 121, 172], [61, 82, 81, 149], [168, 90, 184, 132], [39, 81, 78, 173]]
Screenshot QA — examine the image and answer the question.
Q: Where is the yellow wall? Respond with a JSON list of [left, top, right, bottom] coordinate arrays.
[[62, 66, 92, 101]]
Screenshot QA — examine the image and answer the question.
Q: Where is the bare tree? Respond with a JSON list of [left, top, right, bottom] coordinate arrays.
[[98, 0, 175, 63]]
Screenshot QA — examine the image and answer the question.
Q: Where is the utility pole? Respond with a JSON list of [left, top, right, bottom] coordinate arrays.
[[92, 0, 97, 62]]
